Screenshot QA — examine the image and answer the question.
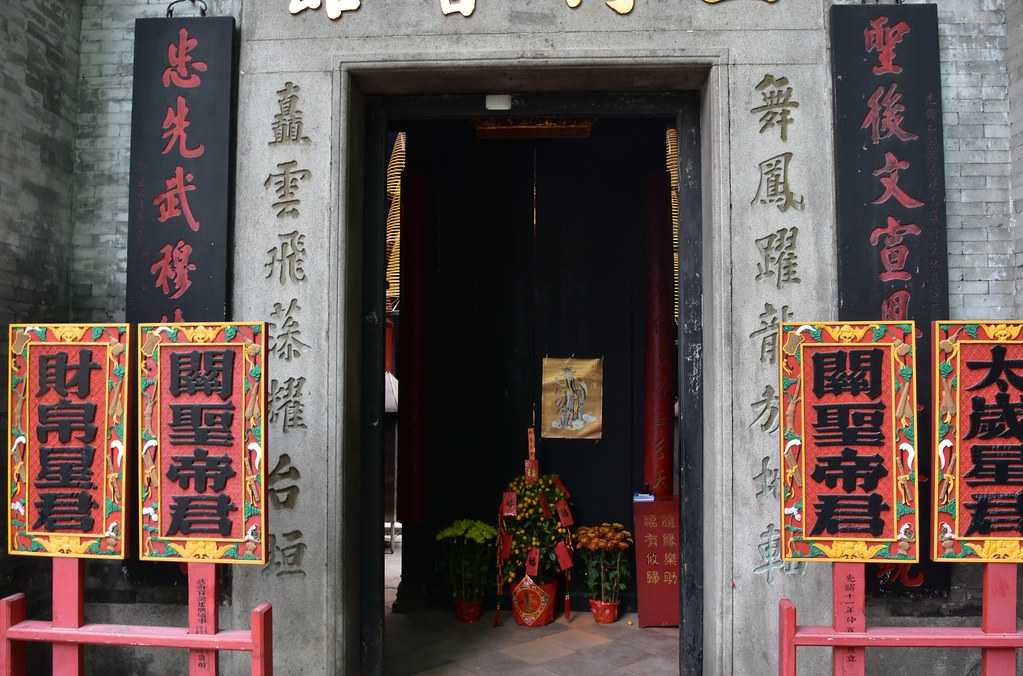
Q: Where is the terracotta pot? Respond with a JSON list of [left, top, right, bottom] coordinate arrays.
[[454, 599, 483, 623], [512, 577, 557, 627], [589, 599, 620, 624]]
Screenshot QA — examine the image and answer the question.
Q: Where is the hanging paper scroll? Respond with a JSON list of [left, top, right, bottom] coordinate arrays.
[[541, 357, 603, 440], [138, 323, 267, 564], [7, 324, 130, 559], [933, 322, 1023, 562], [779, 322, 918, 563]]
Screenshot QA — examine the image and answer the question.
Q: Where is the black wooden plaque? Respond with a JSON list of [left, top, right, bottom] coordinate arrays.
[[126, 17, 235, 323], [831, 3, 949, 592]]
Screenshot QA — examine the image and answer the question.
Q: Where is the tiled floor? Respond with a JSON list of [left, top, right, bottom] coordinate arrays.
[[384, 546, 680, 676]]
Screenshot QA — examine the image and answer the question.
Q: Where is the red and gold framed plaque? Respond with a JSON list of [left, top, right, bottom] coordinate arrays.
[[7, 324, 130, 559], [138, 322, 267, 564], [933, 322, 1023, 561], [779, 322, 918, 563]]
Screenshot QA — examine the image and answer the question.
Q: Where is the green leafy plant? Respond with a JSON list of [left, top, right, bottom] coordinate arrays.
[[499, 475, 571, 585], [574, 523, 633, 603], [436, 519, 497, 602]]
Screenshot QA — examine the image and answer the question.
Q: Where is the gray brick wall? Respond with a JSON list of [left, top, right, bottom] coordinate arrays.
[[1009, 0, 1023, 313], [71, 0, 240, 322], [936, 0, 1014, 319], [0, 0, 81, 329]]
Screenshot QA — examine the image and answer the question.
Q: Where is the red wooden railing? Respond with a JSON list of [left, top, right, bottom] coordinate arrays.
[[0, 560, 272, 676], [780, 562, 1022, 676]]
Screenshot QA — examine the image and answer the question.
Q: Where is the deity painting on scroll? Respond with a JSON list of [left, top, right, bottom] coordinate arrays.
[[542, 358, 603, 440]]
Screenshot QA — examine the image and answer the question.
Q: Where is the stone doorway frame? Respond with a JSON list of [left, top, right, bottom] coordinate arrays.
[[328, 56, 729, 676]]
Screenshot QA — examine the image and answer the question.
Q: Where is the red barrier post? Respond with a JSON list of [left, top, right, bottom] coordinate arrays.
[[779, 599, 797, 676], [0, 594, 26, 676], [832, 563, 865, 676], [52, 558, 85, 676], [982, 563, 1017, 676], [189, 563, 219, 676], [250, 604, 273, 676]]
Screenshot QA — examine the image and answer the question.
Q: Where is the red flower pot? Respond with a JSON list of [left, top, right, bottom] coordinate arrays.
[[589, 599, 620, 624], [512, 577, 557, 627], [454, 599, 483, 623]]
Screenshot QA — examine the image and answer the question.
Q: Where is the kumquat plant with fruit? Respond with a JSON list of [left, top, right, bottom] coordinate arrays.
[[498, 475, 572, 584]]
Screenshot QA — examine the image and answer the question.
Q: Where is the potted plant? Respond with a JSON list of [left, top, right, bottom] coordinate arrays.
[[436, 519, 497, 622], [497, 475, 573, 627], [574, 523, 633, 624]]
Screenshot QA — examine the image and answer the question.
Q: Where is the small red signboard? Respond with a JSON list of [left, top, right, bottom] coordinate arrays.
[[634, 498, 680, 627], [780, 322, 918, 563], [7, 325, 130, 559], [933, 321, 1023, 562], [138, 323, 267, 564]]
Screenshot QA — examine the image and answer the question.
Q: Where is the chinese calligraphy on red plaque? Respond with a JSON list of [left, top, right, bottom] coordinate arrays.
[[138, 323, 267, 564], [151, 26, 208, 297], [832, 3, 947, 591], [634, 499, 680, 627], [854, 12, 928, 322], [150, 240, 197, 300], [779, 322, 918, 563], [163, 27, 207, 88], [933, 322, 1023, 561], [162, 96, 205, 159], [8, 324, 129, 559], [861, 83, 918, 145], [864, 16, 910, 76], [128, 18, 234, 324]]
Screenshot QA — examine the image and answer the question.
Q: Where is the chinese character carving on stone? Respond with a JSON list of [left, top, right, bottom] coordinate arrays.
[[754, 226, 800, 288], [270, 376, 307, 433], [749, 302, 791, 365], [268, 453, 302, 509], [269, 298, 311, 361], [754, 523, 804, 583], [752, 152, 804, 212], [270, 82, 310, 145], [265, 230, 308, 285], [751, 74, 798, 142], [265, 160, 312, 218], [750, 384, 780, 434], [265, 530, 307, 577], [753, 456, 779, 500]]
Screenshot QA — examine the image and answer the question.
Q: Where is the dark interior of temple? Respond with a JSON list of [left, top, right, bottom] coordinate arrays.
[[389, 118, 677, 610]]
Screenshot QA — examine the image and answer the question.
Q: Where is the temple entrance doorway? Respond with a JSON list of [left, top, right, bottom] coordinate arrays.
[[357, 93, 704, 676]]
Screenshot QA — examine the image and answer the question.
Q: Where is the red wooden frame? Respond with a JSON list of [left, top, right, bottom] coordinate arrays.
[[780, 563, 1020, 676], [0, 560, 272, 676]]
